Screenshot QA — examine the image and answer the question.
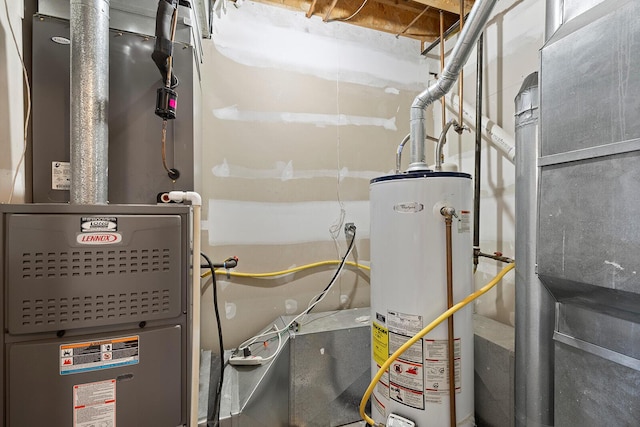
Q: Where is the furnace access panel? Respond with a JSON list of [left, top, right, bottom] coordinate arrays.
[[1, 204, 191, 427]]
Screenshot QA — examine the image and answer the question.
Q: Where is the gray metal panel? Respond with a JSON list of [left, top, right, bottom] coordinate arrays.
[[537, 151, 640, 294], [557, 301, 640, 360], [217, 309, 370, 427], [563, 0, 607, 24], [540, 0, 640, 157], [538, 0, 640, 425], [218, 334, 290, 426], [554, 341, 640, 427], [290, 326, 370, 426], [6, 211, 184, 334], [7, 325, 185, 427], [38, 0, 198, 44], [31, 16, 195, 204], [474, 315, 515, 427]]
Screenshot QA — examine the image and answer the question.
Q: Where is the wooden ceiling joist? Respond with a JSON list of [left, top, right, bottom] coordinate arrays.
[[397, 5, 431, 37], [252, 0, 474, 43], [323, 0, 341, 21], [306, 0, 318, 17], [411, 0, 473, 15]]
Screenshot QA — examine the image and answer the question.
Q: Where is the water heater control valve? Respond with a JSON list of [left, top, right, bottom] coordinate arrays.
[[387, 413, 416, 427]]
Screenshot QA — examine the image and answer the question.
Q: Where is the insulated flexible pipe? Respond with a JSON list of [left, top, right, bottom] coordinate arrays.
[[409, 0, 497, 171], [169, 191, 201, 427], [359, 262, 515, 426]]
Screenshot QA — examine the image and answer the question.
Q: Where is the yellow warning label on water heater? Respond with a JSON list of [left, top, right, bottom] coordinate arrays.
[[372, 322, 389, 366]]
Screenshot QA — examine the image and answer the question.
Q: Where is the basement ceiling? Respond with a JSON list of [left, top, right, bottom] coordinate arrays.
[[247, 0, 474, 46]]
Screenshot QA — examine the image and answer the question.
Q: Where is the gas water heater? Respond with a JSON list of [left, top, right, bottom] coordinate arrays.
[[370, 171, 474, 426]]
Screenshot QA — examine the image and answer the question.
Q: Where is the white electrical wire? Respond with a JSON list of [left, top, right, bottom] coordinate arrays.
[[4, 0, 31, 203], [237, 237, 355, 352], [328, 40, 346, 265], [253, 325, 283, 363]]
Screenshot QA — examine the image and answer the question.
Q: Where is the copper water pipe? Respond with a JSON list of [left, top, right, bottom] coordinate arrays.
[[441, 206, 457, 427]]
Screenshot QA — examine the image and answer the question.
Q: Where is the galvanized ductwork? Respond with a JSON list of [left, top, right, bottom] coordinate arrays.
[[408, 0, 496, 171], [70, 0, 110, 204], [513, 72, 555, 427], [523, 0, 640, 425]]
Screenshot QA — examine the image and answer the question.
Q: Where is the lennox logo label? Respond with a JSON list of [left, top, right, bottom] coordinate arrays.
[[76, 232, 122, 245]]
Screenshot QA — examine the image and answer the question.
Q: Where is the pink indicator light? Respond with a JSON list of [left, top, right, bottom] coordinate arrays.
[[169, 98, 177, 109]]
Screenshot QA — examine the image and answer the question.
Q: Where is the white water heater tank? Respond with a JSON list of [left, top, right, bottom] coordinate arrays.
[[369, 171, 474, 426]]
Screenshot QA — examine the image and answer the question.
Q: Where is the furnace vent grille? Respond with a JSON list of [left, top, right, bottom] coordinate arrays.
[[19, 289, 172, 327], [20, 248, 171, 279]]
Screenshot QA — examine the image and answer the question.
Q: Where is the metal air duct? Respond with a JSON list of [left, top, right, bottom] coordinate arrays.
[[70, 0, 110, 204], [513, 72, 555, 427], [408, 0, 496, 171]]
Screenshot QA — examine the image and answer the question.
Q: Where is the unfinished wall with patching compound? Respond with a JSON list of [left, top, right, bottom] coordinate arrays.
[[199, 1, 431, 350], [198, 0, 545, 351]]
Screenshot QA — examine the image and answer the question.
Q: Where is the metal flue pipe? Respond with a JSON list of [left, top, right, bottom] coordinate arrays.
[[70, 0, 110, 204], [435, 118, 462, 170], [408, 0, 497, 171]]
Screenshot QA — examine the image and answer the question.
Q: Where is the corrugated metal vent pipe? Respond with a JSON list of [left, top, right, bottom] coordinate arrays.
[[70, 0, 110, 204], [408, 0, 497, 171]]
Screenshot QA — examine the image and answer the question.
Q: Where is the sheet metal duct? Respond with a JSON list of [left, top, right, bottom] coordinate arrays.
[[533, 0, 640, 425], [408, 0, 496, 170], [70, 0, 110, 204], [513, 72, 555, 427]]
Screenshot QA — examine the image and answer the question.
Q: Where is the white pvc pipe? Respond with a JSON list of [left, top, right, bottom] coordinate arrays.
[[169, 191, 202, 427], [446, 93, 516, 163]]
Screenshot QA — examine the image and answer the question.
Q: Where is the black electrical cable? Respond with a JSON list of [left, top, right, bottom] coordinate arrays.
[[201, 253, 224, 427], [306, 225, 357, 315]]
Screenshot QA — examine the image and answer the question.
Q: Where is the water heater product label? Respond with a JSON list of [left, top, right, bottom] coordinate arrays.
[[73, 379, 116, 427], [424, 338, 461, 397], [458, 210, 471, 233], [51, 161, 71, 190], [60, 336, 139, 375], [387, 311, 425, 410], [372, 322, 389, 366]]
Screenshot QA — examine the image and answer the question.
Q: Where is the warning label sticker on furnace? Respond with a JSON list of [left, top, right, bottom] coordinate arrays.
[[424, 338, 461, 395], [387, 311, 425, 410], [61, 336, 139, 375], [73, 379, 116, 427], [372, 322, 389, 366]]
